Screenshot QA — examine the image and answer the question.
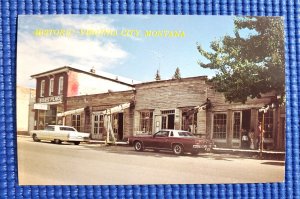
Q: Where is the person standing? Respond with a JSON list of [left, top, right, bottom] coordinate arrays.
[[249, 129, 255, 149], [256, 122, 263, 150]]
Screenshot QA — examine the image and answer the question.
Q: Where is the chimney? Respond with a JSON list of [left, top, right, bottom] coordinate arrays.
[[90, 67, 96, 74]]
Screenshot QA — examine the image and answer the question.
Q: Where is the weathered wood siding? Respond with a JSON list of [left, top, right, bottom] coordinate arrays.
[[65, 90, 135, 139]]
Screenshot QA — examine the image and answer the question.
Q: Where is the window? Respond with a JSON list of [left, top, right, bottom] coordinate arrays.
[[178, 131, 194, 137], [49, 78, 54, 96], [94, 114, 104, 135], [60, 127, 76, 131], [233, 112, 241, 139], [45, 126, 55, 131], [258, 110, 273, 138], [154, 131, 169, 137], [161, 110, 175, 114], [140, 111, 153, 133], [72, 114, 81, 131], [181, 109, 197, 133], [58, 76, 64, 95], [40, 80, 45, 97], [213, 113, 227, 139]]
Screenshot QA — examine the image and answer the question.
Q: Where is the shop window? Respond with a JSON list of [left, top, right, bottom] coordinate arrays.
[[140, 111, 153, 133], [40, 80, 45, 97], [258, 110, 273, 138], [181, 109, 197, 133], [49, 78, 54, 96], [58, 76, 64, 95], [233, 112, 241, 139], [94, 114, 104, 134], [213, 113, 227, 139], [72, 114, 81, 131]]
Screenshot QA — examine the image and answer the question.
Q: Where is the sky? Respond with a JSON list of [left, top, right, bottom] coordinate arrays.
[[17, 15, 238, 88]]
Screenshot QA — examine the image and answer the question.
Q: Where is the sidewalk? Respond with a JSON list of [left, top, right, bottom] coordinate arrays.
[[213, 147, 285, 160], [88, 139, 129, 145]]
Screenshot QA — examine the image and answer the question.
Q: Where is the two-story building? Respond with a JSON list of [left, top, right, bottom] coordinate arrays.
[[31, 66, 134, 130]]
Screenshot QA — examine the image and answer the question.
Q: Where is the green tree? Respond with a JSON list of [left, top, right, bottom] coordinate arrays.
[[172, 67, 181, 79], [197, 17, 285, 103], [155, 70, 161, 81]]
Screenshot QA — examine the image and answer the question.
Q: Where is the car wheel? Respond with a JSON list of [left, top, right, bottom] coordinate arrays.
[[134, 141, 143, 151], [32, 134, 40, 142], [54, 139, 62, 144], [173, 144, 184, 155], [74, 141, 80, 145], [205, 147, 212, 153]]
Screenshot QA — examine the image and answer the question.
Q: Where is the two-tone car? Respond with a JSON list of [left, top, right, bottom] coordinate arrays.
[[30, 125, 90, 145], [128, 129, 215, 155]]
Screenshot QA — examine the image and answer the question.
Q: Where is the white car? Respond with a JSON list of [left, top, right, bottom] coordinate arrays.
[[30, 125, 90, 145]]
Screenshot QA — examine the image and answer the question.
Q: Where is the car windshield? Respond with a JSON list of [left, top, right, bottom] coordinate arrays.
[[178, 131, 194, 137]]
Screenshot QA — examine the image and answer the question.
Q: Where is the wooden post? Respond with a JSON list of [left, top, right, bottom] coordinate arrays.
[[260, 112, 265, 159]]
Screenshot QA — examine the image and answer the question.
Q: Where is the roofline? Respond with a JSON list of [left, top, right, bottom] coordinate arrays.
[[134, 76, 208, 87], [31, 66, 134, 87], [66, 89, 135, 100]]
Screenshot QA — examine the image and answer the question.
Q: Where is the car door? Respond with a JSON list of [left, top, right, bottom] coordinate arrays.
[[150, 130, 169, 149], [161, 130, 173, 149]]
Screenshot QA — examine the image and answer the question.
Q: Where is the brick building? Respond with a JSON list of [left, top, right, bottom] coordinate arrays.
[[31, 66, 134, 130]]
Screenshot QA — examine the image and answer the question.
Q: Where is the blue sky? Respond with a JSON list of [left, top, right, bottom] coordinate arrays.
[[17, 15, 237, 87]]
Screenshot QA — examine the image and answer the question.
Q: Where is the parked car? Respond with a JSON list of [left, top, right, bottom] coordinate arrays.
[[128, 129, 215, 155], [30, 125, 90, 145]]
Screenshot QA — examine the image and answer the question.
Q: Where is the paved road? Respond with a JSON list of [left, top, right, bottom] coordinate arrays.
[[17, 136, 285, 185]]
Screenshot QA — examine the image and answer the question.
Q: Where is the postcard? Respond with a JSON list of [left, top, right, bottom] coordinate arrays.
[[17, 15, 285, 185]]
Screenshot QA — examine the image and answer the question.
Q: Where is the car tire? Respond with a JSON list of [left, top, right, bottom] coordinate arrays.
[[54, 139, 62, 144], [134, 141, 143, 152], [74, 141, 80, 145], [32, 134, 40, 142], [173, 144, 184, 155]]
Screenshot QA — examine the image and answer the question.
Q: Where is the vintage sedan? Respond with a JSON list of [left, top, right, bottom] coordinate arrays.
[[30, 125, 90, 145], [128, 129, 215, 155]]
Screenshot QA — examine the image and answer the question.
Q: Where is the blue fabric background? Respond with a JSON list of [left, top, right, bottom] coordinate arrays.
[[0, 0, 299, 198]]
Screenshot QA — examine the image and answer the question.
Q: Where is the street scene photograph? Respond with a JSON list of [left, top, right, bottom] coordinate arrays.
[[17, 15, 285, 185]]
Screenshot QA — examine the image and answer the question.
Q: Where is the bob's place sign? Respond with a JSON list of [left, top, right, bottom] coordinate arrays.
[[38, 96, 62, 104]]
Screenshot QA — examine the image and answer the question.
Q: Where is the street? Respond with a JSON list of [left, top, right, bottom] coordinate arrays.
[[17, 136, 285, 185]]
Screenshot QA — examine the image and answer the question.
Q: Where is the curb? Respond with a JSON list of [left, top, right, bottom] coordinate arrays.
[[213, 148, 285, 160]]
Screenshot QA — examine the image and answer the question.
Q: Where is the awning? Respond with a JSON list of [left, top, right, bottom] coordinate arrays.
[[57, 108, 84, 117]]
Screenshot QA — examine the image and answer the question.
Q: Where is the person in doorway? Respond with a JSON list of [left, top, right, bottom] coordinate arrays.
[[249, 129, 255, 149], [241, 129, 249, 149]]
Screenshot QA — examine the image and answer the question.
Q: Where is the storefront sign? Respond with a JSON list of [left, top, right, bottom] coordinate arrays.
[[38, 96, 62, 104], [33, 103, 49, 110]]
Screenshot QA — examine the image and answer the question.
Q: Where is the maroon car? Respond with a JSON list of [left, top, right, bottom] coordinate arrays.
[[128, 129, 215, 155]]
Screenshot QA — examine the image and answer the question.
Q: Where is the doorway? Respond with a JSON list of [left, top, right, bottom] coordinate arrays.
[[118, 113, 124, 140], [161, 110, 175, 129], [242, 109, 251, 130]]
